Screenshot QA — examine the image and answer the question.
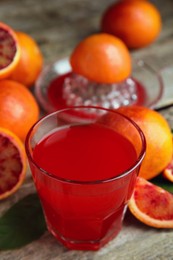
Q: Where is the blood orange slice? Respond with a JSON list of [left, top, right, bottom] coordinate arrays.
[[0, 128, 26, 200], [163, 158, 173, 182], [128, 177, 173, 228], [0, 22, 20, 79]]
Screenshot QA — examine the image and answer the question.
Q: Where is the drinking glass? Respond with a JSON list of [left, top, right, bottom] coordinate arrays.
[[25, 106, 146, 250]]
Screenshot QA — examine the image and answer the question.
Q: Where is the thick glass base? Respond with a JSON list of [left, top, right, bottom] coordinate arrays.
[[47, 223, 121, 251], [43, 202, 127, 251]]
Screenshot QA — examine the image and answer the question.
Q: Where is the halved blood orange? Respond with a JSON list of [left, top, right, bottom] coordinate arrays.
[[0, 22, 20, 79], [163, 157, 173, 182], [128, 177, 173, 228], [0, 128, 26, 200]]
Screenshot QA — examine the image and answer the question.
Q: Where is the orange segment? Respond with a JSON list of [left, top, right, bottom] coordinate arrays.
[[0, 128, 26, 200], [70, 33, 131, 84], [128, 177, 173, 228], [0, 22, 20, 79]]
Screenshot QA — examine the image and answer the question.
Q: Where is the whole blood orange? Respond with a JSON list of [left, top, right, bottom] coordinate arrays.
[[0, 80, 39, 141], [70, 33, 131, 84], [0, 22, 20, 79], [9, 31, 43, 87], [117, 106, 172, 180], [101, 0, 162, 49], [0, 127, 26, 200], [128, 177, 173, 228]]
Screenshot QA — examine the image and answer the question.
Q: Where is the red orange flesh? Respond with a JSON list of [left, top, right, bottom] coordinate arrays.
[[0, 128, 26, 200], [0, 22, 20, 79], [128, 177, 173, 228]]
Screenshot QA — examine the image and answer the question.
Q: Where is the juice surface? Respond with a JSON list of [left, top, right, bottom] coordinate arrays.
[[33, 123, 137, 182]]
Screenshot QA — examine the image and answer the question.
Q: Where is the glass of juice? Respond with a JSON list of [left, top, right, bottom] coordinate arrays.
[[25, 106, 146, 251]]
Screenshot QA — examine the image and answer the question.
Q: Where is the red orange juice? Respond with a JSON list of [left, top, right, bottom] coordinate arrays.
[[26, 107, 146, 250]]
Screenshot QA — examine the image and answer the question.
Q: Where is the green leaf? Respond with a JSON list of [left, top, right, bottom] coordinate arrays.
[[151, 175, 173, 193], [0, 193, 46, 250]]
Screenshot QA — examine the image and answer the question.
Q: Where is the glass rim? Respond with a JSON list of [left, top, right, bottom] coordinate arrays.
[[25, 106, 146, 185]]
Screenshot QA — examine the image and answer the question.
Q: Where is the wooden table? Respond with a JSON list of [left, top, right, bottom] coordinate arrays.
[[1, 0, 173, 259]]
